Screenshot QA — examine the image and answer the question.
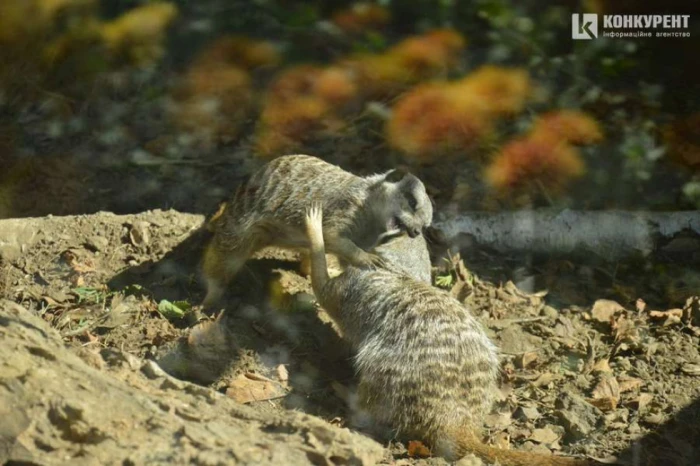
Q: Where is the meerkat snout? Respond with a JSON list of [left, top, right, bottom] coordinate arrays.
[[380, 169, 433, 239]]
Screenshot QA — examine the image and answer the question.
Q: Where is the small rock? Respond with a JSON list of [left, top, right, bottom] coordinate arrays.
[[514, 406, 541, 421], [277, 364, 289, 383], [498, 326, 543, 354], [626, 421, 641, 435], [483, 411, 512, 430], [541, 305, 559, 318], [590, 299, 625, 324], [554, 392, 602, 441], [100, 348, 141, 370], [529, 426, 560, 445], [85, 235, 109, 252], [129, 221, 150, 248], [643, 412, 666, 425], [141, 360, 169, 379], [633, 393, 653, 412]]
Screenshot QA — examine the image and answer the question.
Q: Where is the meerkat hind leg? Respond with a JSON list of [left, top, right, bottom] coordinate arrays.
[[351, 380, 398, 443]]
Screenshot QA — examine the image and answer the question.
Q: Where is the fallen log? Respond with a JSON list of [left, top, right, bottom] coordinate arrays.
[[434, 210, 700, 261]]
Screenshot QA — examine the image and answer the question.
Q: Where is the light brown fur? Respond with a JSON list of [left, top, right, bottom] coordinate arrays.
[[201, 154, 432, 307], [304, 203, 597, 466]]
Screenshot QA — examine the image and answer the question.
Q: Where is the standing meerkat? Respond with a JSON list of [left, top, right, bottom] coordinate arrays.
[[304, 204, 596, 466], [202, 154, 433, 307]]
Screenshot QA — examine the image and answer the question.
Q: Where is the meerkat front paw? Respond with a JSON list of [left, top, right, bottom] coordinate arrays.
[[353, 250, 388, 270], [306, 202, 323, 226], [305, 202, 326, 247]]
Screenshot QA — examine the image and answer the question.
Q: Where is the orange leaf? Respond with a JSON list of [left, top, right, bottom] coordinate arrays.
[[407, 440, 431, 458]]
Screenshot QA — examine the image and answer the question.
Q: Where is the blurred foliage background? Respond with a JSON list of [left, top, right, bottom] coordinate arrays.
[[1, 0, 699, 219]]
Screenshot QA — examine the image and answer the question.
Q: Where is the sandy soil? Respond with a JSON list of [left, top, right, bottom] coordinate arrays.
[[1, 209, 699, 465]]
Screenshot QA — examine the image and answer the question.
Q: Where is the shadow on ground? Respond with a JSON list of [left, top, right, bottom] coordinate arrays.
[[614, 396, 700, 466]]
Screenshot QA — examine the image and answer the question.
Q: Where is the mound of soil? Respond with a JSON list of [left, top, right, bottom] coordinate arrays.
[[1, 210, 699, 465]]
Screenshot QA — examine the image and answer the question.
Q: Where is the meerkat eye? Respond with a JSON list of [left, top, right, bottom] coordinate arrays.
[[406, 193, 418, 210]]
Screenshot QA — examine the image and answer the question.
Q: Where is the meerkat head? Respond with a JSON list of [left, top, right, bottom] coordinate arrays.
[[372, 168, 433, 238]]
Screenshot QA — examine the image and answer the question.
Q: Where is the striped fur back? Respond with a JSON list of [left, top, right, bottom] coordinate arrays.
[[215, 155, 376, 244], [319, 269, 499, 436]]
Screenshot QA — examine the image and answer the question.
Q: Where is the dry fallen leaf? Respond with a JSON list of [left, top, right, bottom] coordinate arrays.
[[407, 440, 431, 458], [592, 376, 620, 401], [129, 221, 150, 248], [590, 375, 620, 412], [531, 372, 559, 388], [62, 249, 96, 273], [618, 377, 643, 393], [492, 431, 511, 450], [276, 364, 289, 383], [588, 455, 622, 465], [633, 393, 653, 412], [680, 363, 700, 376], [591, 299, 625, 324], [648, 308, 683, 326], [328, 417, 344, 427], [71, 275, 85, 287], [515, 351, 538, 369], [84, 331, 99, 345], [587, 396, 618, 411], [612, 314, 639, 345], [225, 373, 286, 404], [592, 358, 613, 374], [42, 296, 63, 308], [244, 372, 274, 383], [635, 298, 646, 312]]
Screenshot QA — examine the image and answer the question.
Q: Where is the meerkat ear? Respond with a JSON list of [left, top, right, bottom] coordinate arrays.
[[384, 167, 411, 183]]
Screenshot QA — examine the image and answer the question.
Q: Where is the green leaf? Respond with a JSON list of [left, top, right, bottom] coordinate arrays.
[[72, 286, 109, 304], [435, 274, 454, 288], [157, 299, 191, 321], [122, 283, 149, 298]]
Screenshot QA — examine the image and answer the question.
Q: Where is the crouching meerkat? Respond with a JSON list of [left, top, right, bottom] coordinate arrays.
[[303, 203, 597, 466], [373, 231, 431, 284], [201, 154, 433, 307]]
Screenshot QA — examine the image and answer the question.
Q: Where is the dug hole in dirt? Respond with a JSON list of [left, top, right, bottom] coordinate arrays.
[[1, 210, 699, 465]]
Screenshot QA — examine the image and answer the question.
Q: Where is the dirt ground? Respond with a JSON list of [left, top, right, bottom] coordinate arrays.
[[1, 209, 699, 465]]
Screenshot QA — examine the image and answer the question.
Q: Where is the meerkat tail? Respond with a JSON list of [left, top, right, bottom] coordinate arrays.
[[305, 202, 330, 295], [455, 429, 597, 466]]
